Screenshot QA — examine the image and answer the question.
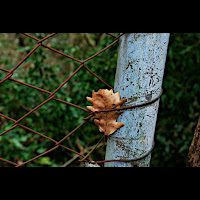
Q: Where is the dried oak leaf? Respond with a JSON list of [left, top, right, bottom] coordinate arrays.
[[86, 89, 127, 136]]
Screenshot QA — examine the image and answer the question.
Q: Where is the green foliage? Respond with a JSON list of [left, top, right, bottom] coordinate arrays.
[[152, 33, 200, 167], [0, 33, 199, 167]]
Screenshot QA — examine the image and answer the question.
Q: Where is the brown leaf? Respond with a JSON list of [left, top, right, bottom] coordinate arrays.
[[86, 89, 127, 136]]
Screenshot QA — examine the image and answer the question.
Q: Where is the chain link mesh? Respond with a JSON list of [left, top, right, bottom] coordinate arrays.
[[0, 33, 124, 167]]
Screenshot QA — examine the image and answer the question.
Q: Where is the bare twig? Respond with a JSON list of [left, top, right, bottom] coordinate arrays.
[[61, 137, 105, 167], [79, 135, 104, 163]]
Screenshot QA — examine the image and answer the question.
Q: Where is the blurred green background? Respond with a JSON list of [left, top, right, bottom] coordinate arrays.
[[0, 33, 199, 167]]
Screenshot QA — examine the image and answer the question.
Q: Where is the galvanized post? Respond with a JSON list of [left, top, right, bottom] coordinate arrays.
[[104, 33, 170, 167]]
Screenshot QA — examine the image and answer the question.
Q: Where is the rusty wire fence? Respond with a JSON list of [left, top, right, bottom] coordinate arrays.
[[0, 33, 124, 167]]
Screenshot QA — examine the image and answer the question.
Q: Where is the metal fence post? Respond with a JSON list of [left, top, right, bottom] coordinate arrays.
[[104, 33, 170, 167]]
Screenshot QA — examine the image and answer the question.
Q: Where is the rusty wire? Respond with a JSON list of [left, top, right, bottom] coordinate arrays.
[[0, 33, 124, 167], [0, 33, 161, 167]]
